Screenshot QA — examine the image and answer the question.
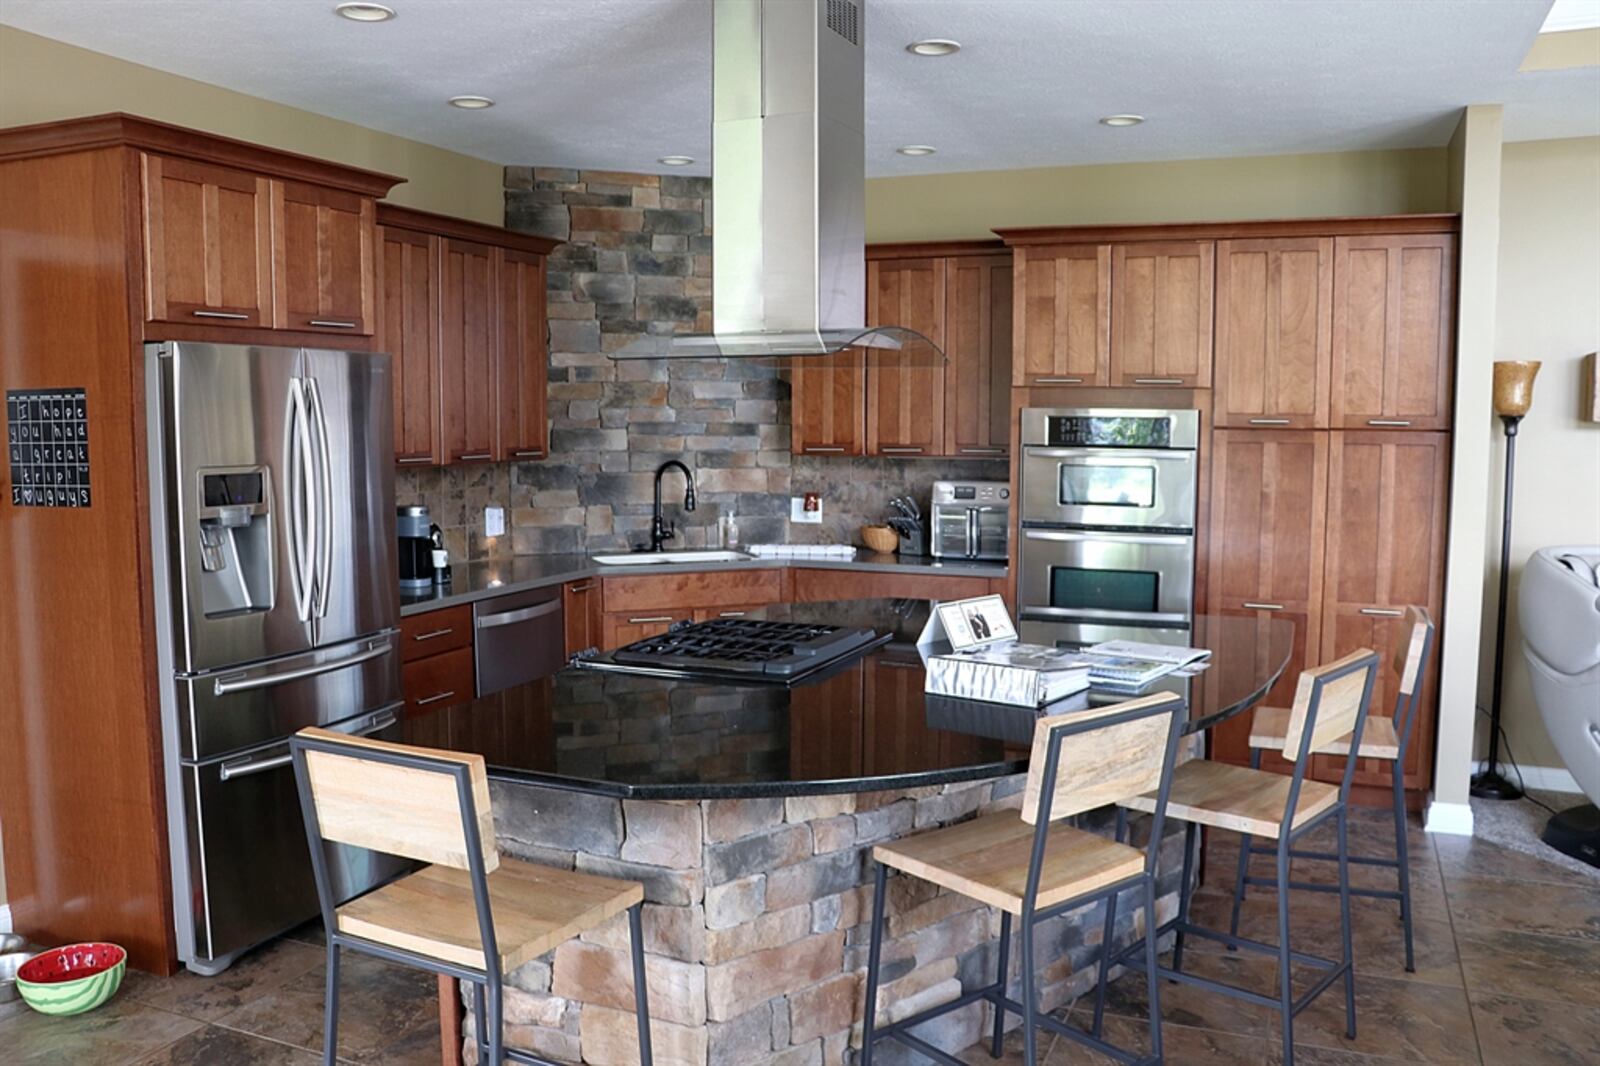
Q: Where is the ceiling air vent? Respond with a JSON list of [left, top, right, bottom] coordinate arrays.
[[827, 0, 859, 45]]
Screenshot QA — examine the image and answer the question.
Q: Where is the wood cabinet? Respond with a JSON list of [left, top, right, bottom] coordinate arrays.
[[862, 657, 937, 776], [1331, 235, 1454, 430], [401, 645, 477, 716], [602, 609, 691, 650], [496, 248, 549, 461], [562, 579, 602, 656], [600, 569, 783, 648], [1205, 431, 1329, 769], [142, 154, 274, 328], [866, 257, 946, 456], [377, 226, 442, 465], [790, 350, 867, 456], [439, 237, 496, 464], [1214, 238, 1332, 428], [1012, 244, 1111, 386], [271, 180, 375, 334], [399, 604, 473, 663], [944, 255, 1014, 457], [1111, 241, 1214, 387]]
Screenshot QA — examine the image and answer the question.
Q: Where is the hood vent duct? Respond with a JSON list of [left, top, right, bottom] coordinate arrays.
[[611, 0, 944, 365]]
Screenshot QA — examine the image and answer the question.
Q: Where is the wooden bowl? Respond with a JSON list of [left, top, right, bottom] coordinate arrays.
[[861, 525, 899, 554]]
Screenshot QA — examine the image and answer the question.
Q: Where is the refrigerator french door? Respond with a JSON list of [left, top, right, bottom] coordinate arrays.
[[146, 341, 405, 974]]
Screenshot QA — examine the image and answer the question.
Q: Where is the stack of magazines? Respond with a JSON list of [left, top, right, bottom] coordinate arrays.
[[1082, 640, 1212, 691], [924, 642, 1093, 707]]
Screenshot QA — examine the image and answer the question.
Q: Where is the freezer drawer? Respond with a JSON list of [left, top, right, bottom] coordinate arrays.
[[174, 630, 402, 760], [178, 704, 410, 969]]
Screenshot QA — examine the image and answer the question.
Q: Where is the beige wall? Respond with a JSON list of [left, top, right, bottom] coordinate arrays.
[[864, 147, 1450, 241], [1485, 137, 1600, 776], [0, 25, 503, 224]]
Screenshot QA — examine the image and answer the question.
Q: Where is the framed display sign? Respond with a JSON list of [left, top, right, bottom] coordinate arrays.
[[7, 388, 90, 508]]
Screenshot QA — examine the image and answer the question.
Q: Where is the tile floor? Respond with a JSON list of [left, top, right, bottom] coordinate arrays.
[[0, 806, 1594, 1065]]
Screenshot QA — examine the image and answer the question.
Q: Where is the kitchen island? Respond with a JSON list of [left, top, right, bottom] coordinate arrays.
[[404, 602, 1291, 1065]]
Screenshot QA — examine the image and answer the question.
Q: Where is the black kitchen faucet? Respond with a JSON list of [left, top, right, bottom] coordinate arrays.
[[647, 459, 697, 552]]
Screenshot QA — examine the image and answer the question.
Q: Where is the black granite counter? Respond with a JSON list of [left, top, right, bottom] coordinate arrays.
[[401, 601, 1292, 800]]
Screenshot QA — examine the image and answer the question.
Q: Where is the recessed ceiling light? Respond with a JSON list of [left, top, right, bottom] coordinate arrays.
[[658, 156, 695, 167], [447, 95, 495, 110], [334, 3, 395, 22], [1099, 114, 1145, 127], [906, 39, 961, 57], [896, 145, 937, 156]]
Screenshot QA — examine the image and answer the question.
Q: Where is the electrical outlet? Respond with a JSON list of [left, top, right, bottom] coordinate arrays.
[[791, 496, 823, 524], [485, 506, 505, 537]]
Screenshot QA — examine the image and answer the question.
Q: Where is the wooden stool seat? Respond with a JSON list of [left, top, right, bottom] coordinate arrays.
[[338, 858, 643, 974], [1247, 706, 1400, 759], [872, 810, 1145, 916], [1121, 759, 1338, 839]]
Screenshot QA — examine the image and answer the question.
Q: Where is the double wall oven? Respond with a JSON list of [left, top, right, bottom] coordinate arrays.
[[1018, 408, 1201, 647]]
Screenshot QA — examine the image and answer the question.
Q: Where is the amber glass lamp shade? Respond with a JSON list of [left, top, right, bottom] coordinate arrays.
[[1492, 361, 1541, 417]]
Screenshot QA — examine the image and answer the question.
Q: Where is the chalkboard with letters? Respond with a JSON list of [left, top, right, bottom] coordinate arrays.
[[7, 388, 91, 508]]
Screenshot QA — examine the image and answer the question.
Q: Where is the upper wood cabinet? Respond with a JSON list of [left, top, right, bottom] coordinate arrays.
[[1331, 234, 1454, 430], [790, 350, 867, 456], [1012, 244, 1111, 387], [142, 154, 273, 328], [866, 257, 946, 456], [495, 248, 549, 461], [439, 237, 497, 464], [1110, 241, 1215, 387], [376, 226, 441, 466], [945, 255, 1014, 457], [1214, 238, 1333, 428], [271, 180, 375, 335]]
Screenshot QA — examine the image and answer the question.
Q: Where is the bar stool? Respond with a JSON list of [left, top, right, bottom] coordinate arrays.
[[289, 727, 653, 1066], [862, 692, 1186, 1066], [1112, 649, 1380, 1066], [1231, 607, 1435, 971]]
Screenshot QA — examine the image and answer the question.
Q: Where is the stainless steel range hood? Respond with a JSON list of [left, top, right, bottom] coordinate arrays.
[[612, 0, 942, 364]]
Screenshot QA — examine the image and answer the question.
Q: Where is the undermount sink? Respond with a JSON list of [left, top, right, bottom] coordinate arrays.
[[591, 550, 755, 566]]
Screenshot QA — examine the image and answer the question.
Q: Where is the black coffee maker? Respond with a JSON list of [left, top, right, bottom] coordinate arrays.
[[397, 504, 436, 590]]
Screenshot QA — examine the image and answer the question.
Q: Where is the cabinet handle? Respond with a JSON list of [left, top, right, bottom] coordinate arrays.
[[192, 310, 249, 320], [958, 447, 1005, 455], [411, 628, 455, 642], [878, 660, 922, 670], [397, 456, 434, 465], [1367, 419, 1412, 427], [1133, 378, 1185, 386], [880, 447, 925, 454], [803, 447, 847, 454], [310, 320, 358, 329], [457, 452, 492, 461], [1248, 418, 1292, 426], [1359, 607, 1404, 617], [1034, 377, 1083, 385], [567, 582, 595, 593], [1242, 602, 1284, 611], [512, 449, 544, 458], [718, 610, 747, 618], [627, 615, 674, 624], [414, 690, 457, 706]]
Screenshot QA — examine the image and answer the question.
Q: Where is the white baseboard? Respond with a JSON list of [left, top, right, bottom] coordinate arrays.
[[1473, 760, 1582, 796], [1424, 798, 1475, 836], [0, 903, 11, 933]]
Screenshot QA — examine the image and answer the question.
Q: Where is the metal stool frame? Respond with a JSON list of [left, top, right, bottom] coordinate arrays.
[[860, 695, 1187, 1066], [289, 732, 653, 1066]]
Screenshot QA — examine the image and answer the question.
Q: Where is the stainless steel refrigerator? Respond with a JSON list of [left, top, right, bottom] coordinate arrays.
[[145, 341, 407, 975]]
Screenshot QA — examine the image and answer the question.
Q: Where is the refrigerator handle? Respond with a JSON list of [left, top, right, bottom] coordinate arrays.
[[218, 706, 400, 780], [212, 637, 393, 696], [305, 376, 335, 620], [283, 379, 316, 622]]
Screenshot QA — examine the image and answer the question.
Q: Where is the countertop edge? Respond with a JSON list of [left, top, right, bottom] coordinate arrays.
[[484, 757, 1028, 800]]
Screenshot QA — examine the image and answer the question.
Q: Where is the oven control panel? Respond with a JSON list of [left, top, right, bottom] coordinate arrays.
[[1021, 408, 1201, 450]]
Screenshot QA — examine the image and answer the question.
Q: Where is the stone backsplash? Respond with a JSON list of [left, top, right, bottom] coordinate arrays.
[[394, 166, 1006, 563]]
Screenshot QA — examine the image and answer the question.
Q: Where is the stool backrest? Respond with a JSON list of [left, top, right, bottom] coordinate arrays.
[[1022, 692, 1185, 824], [293, 726, 499, 873], [1392, 606, 1433, 697], [1282, 648, 1380, 760]]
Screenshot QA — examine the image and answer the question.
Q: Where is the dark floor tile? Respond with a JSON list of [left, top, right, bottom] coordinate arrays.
[[134, 1025, 322, 1065], [0, 995, 202, 1065], [1058, 1012, 1417, 1065], [1202, 838, 1450, 926], [1456, 927, 1600, 1009], [1469, 991, 1600, 1066], [1434, 834, 1598, 890], [1087, 949, 1275, 1039], [282, 921, 328, 948], [122, 937, 326, 1023], [1446, 876, 1600, 942], [957, 1024, 1056, 1065], [1289, 970, 1480, 1064]]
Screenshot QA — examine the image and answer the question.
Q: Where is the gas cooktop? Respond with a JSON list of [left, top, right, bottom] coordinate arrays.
[[600, 618, 889, 681]]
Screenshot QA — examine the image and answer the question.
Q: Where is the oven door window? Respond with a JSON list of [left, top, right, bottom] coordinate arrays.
[[1059, 464, 1156, 508], [1050, 566, 1160, 614]]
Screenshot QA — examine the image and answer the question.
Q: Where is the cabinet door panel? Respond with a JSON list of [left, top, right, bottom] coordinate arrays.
[[944, 255, 1013, 457], [272, 181, 375, 334], [439, 238, 496, 463], [142, 154, 272, 327], [1215, 238, 1331, 428], [791, 350, 865, 456], [602, 610, 690, 650], [866, 258, 945, 455], [562, 580, 602, 657], [862, 658, 936, 775], [496, 248, 549, 461], [1014, 244, 1110, 386], [377, 227, 441, 465], [1331, 235, 1454, 429], [1111, 241, 1214, 387]]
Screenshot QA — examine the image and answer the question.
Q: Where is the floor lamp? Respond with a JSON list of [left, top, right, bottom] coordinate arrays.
[[1472, 360, 1541, 800]]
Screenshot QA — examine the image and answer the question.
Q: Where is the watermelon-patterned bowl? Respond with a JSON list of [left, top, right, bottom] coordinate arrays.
[[15, 943, 126, 1016]]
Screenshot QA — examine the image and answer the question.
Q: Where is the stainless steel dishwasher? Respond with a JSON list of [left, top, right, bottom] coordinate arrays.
[[473, 586, 566, 696]]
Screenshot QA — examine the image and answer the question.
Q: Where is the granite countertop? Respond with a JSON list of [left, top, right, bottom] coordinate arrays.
[[399, 551, 1008, 615]]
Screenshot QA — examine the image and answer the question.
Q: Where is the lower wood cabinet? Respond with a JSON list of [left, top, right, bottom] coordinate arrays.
[[399, 604, 473, 663], [400, 645, 476, 715], [602, 610, 691, 650], [789, 568, 1002, 604], [562, 579, 603, 656]]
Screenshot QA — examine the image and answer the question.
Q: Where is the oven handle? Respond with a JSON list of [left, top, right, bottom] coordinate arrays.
[[1022, 528, 1194, 547], [1020, 605, 1192, 625], [1022, 447, 1193, 462]]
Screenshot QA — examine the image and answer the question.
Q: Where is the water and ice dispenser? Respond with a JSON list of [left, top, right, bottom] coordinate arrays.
[[195, 468, 273, 617]]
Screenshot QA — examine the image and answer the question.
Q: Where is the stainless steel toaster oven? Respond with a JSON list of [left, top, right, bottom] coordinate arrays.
[[931, 480, 1011, 562]]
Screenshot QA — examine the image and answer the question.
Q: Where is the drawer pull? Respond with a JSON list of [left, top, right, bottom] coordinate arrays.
[[718, 611, 747, 618], [1242, 602, 1284, 611], [803, 446, 846, 453], [1248, 418, 1291, 426], [878, 660, 921, 670], [627, 615, 674, 624], [414, 691, 457, 707], [512, 449, 544, 458], [958, 447, 1005, 455], [1359, 607, 1404, 617], [397, 456, 434, 465], [1367, 419, 1412, 427], [411, 628, 455, 642], [1034, 377, 1083, 385], [879, 447, 925, 454], [309, 319, 358, 329], [1133, 378, 1185, 386], [458, 452, 492, 461], [567, 582, 595, 594], [192, 310, 249, 320]]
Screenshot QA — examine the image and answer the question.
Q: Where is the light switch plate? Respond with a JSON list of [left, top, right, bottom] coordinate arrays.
[[485, 506, 506, 537], [791, 497, 822, 524]]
